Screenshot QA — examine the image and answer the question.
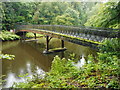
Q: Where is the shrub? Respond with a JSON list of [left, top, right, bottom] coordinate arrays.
[[0, 30, 20, 41], [26, 32, 43, 38], [99, 38, 120, 58]]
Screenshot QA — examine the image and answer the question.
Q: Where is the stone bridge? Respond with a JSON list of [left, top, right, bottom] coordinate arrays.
[[15, 25, 120, 53]]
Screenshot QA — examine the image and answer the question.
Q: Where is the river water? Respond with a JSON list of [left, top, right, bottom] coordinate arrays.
[[2, 37, 97, 88]]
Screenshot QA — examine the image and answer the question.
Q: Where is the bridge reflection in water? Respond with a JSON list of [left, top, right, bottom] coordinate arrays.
[[15, 25, 120, 53]]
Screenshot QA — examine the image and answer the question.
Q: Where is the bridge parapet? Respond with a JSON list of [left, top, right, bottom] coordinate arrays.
[[16, 25, 120, 42]]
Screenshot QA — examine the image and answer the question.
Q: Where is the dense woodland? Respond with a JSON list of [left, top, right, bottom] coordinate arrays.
[[0, 1, 120, 89], [1, 1, 120, 30]]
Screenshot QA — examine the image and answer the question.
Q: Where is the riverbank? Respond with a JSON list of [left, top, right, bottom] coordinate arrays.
[[12, 38, 120, 89], [26, 32, 44, 38], [0, 31, 44, 42], [0, 30, 20, 41]]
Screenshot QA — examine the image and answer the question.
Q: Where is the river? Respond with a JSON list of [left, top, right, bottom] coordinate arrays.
[[2, 37, 97, 88]]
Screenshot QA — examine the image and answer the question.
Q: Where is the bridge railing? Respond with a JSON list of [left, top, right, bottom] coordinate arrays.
[[16, 25, 120, 39]]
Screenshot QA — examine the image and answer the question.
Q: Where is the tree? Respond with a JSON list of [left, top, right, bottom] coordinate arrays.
[[52, 14, 75, 26], [52, 7, 80, 26], [2, 2, 36, 30], [85, 2, 120, 29], [32, 2, 69, 25]]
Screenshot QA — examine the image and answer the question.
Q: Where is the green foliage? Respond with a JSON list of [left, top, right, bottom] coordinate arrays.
[[0, 54, 15, 60], [52, 7, 80, 26], [2, 2, 119, 29], [32, 2, 69, 25], [26, 32, 34, 38], [2, 2, 35, 30], [0, 75, 6, 86], [99, 38, 120, 58], [52, 14, 75, 26], [13, 82, 35, 88], [85, 2, 120, 29], [18, 73, 29, 78], [0, 30, 20, 41], [49, 55, 77, 76], [2, 2, 100, 29], [40, 55, 79, 88], [26, 32, 43, 38], [5, 1, 119, 88]]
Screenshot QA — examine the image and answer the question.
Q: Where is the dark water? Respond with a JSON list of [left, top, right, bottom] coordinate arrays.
[[2, 37, 97, 88]]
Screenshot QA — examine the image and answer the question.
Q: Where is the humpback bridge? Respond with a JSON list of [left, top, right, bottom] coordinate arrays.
[[15, 25, 120, 53]]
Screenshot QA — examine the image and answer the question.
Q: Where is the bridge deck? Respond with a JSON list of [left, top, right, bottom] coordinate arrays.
[[15, 25, 120, 49]]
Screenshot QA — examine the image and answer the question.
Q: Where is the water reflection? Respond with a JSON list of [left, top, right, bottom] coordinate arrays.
[[37, 38, 97, 60], [2, 41, 51, 88], [5, 73, 17, 88], [74, 55, 86, 68], [4, 62, 45, 88], [26, 62, 32, 75], [2, 38, 97, 88]]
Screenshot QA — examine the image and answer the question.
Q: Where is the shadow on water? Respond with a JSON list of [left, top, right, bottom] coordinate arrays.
[[2, 37, 97, 88]]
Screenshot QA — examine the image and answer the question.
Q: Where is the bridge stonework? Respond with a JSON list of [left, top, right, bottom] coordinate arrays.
[[15, 25, 120, 53]]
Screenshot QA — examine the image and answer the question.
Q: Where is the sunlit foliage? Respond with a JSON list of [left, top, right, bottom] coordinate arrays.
[[85, 2, 120, 29], [0, 30, 20, 41], [0, 54, 15, 60], [26, 32, 43, 38], [0, 31, 20, 41], [2, 2, 99, 30]]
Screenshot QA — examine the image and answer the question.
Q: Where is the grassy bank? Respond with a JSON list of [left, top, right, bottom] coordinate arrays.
[[0, 30, 20, 41], [26, 32, 44, 38], [12, 38, 120, 89]]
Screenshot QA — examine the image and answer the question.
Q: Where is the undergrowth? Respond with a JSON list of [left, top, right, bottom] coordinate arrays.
[[0, 30, 20, 41], [12, 38, 120, 89]]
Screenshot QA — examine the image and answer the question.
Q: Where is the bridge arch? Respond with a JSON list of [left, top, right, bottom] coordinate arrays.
[[15, 25, 120, 53]]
